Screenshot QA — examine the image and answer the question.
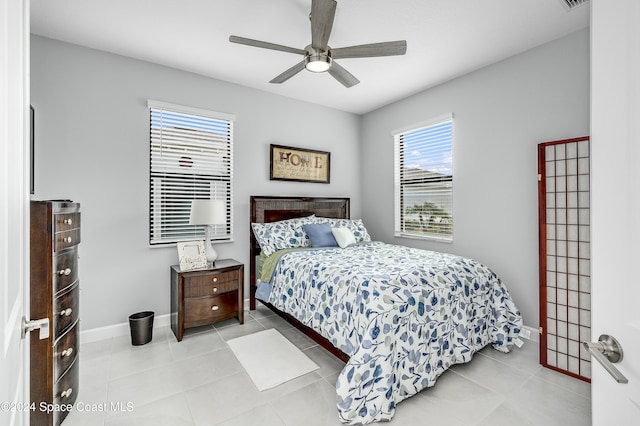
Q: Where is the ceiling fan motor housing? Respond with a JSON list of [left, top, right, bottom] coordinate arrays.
[[305, 45, 332, 73]]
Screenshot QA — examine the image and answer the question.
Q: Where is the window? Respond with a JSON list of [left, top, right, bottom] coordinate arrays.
[[393, 114, 453, 242], [148, 100, 234, 245]]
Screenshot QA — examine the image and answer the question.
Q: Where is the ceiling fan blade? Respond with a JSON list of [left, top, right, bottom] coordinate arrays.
[[328, 61, 360, 88], [331, 40, 407, 59], [270, 60, 307, 84], [229, 35, 306, 56], [311, 0, 337, 51]]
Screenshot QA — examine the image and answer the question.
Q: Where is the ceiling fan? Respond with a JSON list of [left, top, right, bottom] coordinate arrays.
[[229, 0, 407, 88]]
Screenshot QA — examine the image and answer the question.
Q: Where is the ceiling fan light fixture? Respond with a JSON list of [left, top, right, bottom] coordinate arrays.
[[305, 54, 331, 73]]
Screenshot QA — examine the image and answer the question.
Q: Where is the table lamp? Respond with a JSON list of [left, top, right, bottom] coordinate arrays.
[[189, 199, 226, 264]]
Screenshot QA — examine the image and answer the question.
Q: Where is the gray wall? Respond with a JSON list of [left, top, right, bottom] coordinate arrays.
[[31, 28, 590, 332], [360, 29, 590, 327], [31, 36, 361, 330]]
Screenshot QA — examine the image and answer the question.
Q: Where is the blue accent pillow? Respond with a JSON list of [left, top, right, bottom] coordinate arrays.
[[303, 223, 338, 248]]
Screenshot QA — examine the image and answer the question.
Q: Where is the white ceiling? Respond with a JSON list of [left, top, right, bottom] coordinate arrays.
[[30, 0, 590, 115]]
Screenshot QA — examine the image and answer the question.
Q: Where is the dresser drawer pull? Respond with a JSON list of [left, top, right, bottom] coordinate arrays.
[[212, 286, 218, 293], [64, 218, 73, 225], [213, 277, 218, 283], [64, 237, 73, 243], [58, 268, 72, 276], [61, 347, 74, 357], [60, 388, 73, 399], [60, 308, 73, 317], [211, 305, 219, 311]]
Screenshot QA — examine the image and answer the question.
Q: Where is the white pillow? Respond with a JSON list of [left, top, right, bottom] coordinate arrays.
[[331, 227, 357, 248]]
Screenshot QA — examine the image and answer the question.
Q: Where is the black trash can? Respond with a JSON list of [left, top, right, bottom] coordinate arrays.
[[129, 311, 154, 346]]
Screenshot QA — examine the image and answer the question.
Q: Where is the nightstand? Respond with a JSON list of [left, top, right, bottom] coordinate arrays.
[[170, 259, 244, 341]]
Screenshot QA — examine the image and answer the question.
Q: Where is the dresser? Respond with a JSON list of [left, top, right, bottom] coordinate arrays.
[[171, 259, 244, 341], [30, 200, 80, 426]]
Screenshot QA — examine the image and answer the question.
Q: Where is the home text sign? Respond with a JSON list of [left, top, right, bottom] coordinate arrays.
[[270, 144, 330, 183]]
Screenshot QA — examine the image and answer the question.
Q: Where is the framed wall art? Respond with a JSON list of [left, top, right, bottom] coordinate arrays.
[[177, 240, 208, 271], [270, 144, 330, 184]]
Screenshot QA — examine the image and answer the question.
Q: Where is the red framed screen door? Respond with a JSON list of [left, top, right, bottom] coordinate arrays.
[[538, 136, 591, 382]]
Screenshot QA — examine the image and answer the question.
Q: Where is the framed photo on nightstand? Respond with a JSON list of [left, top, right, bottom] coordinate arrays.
[[177, 241, 207, 271]]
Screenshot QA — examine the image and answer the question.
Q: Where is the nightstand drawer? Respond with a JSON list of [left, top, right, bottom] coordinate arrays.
[[184, 291, 238, 324], [184, 272, 239, 298], [184, 269, 239, 287]]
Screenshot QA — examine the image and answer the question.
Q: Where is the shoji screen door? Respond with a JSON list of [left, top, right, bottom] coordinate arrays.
[[538, 136, 591, 382]]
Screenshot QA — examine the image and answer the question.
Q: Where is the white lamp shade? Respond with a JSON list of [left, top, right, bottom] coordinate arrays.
[[189, 200, 226, 225]]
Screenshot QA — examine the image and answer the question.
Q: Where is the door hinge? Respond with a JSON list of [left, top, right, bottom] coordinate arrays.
[[539, 326, 543, 335], [538, 173, 542, 182], [22, 317, 50, 340]]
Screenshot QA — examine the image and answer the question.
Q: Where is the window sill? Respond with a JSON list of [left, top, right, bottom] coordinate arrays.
[[394, 232, 453, 244]]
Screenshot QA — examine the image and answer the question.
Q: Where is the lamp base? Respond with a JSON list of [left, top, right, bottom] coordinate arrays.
[[204, 226, 218, 266]]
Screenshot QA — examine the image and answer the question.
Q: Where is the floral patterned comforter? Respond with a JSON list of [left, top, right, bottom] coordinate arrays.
[[264, 241, 522, 424]]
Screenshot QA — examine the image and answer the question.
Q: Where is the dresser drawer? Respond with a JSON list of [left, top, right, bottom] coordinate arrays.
[[54, 228, 81, 252], [53, 321, 78, 382], [53, 356, 78, 425], [54, 212, 81, 233], [53, 247, 78, 294], [184, 291, 238, 324], [53, 283, 79, 336], [184, 270, 239, 298]]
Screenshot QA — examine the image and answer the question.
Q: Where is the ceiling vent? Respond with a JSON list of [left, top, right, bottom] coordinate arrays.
[[559, 0, 589, 10]]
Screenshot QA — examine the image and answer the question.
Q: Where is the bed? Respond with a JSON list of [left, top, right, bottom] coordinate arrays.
[[249, 196, 522, 425]]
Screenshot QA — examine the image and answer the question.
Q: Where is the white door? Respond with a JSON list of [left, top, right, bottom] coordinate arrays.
[[590, 0, 640, 424], [0, 1, 30, 425]]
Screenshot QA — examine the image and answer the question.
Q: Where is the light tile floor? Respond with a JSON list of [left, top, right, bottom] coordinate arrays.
[[64, 305, 591, 425]]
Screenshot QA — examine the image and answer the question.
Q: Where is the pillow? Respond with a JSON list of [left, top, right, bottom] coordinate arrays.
[[303, 223, 338, 248], [331, 227, 357, 248], [251, 215, 316, 256], [317, 218, 371, 243]]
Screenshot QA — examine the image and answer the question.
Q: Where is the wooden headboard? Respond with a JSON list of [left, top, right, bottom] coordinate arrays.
[[249, 196, 350, 309]]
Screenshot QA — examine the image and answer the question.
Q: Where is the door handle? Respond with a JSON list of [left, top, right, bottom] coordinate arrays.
[[582, 334, 628, 384], [21, 317, 50, 340]]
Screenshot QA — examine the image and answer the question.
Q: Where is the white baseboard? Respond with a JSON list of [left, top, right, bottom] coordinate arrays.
[[79, 313, 171, 345]]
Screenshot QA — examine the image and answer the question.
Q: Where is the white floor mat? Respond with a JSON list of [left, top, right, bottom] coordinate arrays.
[[227, 328, 319, 391]]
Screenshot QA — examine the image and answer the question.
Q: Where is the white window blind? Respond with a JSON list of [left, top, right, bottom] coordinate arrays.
[[149, 100, 234, 245], [393, 114, 453, 242]]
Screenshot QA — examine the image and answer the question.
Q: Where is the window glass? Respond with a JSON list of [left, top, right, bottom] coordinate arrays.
[[394, 115, 453, 242]]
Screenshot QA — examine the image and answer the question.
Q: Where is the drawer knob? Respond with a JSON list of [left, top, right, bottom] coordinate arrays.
[[212, 286, 218, 292], [61, 347, 74, 357], [64, 218, 73, 225], [213, 277, 218, 283], [211, 306, 219, 311], [58, 268, 72, 276], [65, 236, 73, 243], [61, 388, 73, 398], [60, 308, 73, 317]]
